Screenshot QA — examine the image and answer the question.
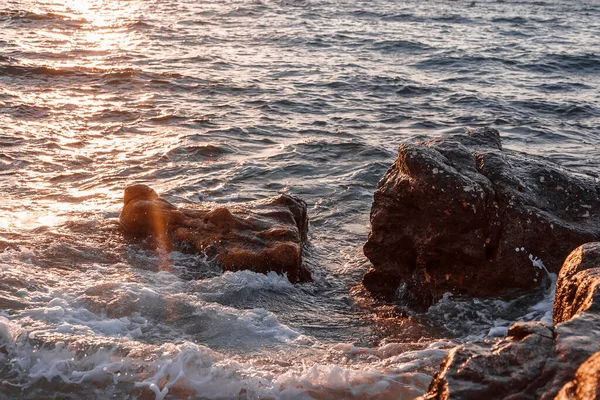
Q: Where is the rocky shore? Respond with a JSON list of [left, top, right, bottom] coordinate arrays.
[[117, 128, 599, 399], [362, 127, 599, 399]]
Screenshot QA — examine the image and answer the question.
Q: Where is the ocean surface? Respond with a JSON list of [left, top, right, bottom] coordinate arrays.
[[1, 0, 599, 398]]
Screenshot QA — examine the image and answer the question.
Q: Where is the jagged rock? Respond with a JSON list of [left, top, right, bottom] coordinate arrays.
[[363, 127, 600, 307], [119, 184, 311, 282], [553, 242, 600, 324], [420, 243, 600, 400]]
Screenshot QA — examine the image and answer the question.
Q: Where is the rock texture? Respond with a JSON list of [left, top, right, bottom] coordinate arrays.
[[421, 243, 600, 400], [553, 242, 600, 324], [363, 127, 600, 306], [557, 351, 600, 400], [119, 184, 311, 282]]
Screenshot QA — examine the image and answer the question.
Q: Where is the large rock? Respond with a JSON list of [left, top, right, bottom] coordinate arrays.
[[421, 243, 600, 400], [363, 127, 600, 307], [119, 184, 311, 282]]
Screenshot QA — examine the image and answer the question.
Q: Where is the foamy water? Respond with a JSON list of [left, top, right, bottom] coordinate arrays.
[[0, 236, 560, 398], [1, 0, 598, 398]]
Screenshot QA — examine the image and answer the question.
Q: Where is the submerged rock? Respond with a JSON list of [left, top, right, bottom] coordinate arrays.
[[119, 184, 311, 282], [363, 127, 600, 307], [421, 243, 600, 400]]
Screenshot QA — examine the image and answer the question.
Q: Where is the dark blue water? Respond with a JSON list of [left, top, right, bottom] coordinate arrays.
[[0, 0, 598, 398]]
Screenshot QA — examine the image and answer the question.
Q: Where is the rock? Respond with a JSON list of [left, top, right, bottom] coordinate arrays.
[[119, 184, 311, 282], [553, 242, 600, 324], [423, 322, 557, 400], [420, 243, 600, 400], [557, 351, 600, 400], [363, 127, 600, 307], [422, 316, 600, 400]]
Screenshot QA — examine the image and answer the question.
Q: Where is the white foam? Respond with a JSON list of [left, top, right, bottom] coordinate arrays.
[[0, 243, 560, 400], [191, 303, 311, 346], [189, 270, 295, 302], [526, 254, 557, 325], [0, 312, 450, 400]]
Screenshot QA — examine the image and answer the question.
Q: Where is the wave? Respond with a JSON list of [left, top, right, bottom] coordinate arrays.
[[493, 15, 560, 24], [0, 10, 87, 24], [535, 82, 590, 92], [396, 84, 444, 96], [0, 62, 188, 88], [349, 10, 432, 24], [509, 99, 598, 118], [0, 322, 443, 400], [415, 52, 598, 75], [190, 270, 295, 304], [430, 14, 472, 24], [0, 64, 135, 78], [425, 257, 556, 340], [0, 55, 16, 63], [352, 11, 471, 23], [414, 54, 518, 70], [1, 104, 50, 119], [0, 10, 151, 32], [491, 16, 529, 24], [0, 64, 81, 77], [163, 144, 235, 161], [349, 10, 388, 19], [116, 20, 154, 30], [322, 75, 445, 99], [370, 39, 432, 53], [523, 53, 600, 73]]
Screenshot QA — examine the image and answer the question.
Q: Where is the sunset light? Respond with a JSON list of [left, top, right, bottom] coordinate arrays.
[[1, 0, 599, 398]]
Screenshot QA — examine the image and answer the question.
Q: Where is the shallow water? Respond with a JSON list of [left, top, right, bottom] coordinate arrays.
[[1, 0, 599, 398]]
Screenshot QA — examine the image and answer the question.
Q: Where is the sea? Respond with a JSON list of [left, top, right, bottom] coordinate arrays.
[[1, 0, 599, 398]]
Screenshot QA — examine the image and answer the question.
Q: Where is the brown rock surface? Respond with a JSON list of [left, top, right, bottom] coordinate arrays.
[[119, 184, 311, 282], [363, 127, 600, 307]]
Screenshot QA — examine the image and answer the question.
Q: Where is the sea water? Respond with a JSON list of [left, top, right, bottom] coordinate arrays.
[[1, 0, 598, 398]]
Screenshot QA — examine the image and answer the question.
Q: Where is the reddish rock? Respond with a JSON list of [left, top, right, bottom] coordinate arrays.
[[363, 127, 600, 307], [553, 242, 600, 324], [119, 184, 311, 282], [557, 351, 600, 400]]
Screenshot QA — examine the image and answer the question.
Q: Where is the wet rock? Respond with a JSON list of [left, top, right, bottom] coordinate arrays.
[[420, 243, 600, 400], [363, 127, 600, 307], [423, 322, 557, 400], [119, 184, 311, 282], [553, 242, 600, 324], [421, 313, 600, 400]]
